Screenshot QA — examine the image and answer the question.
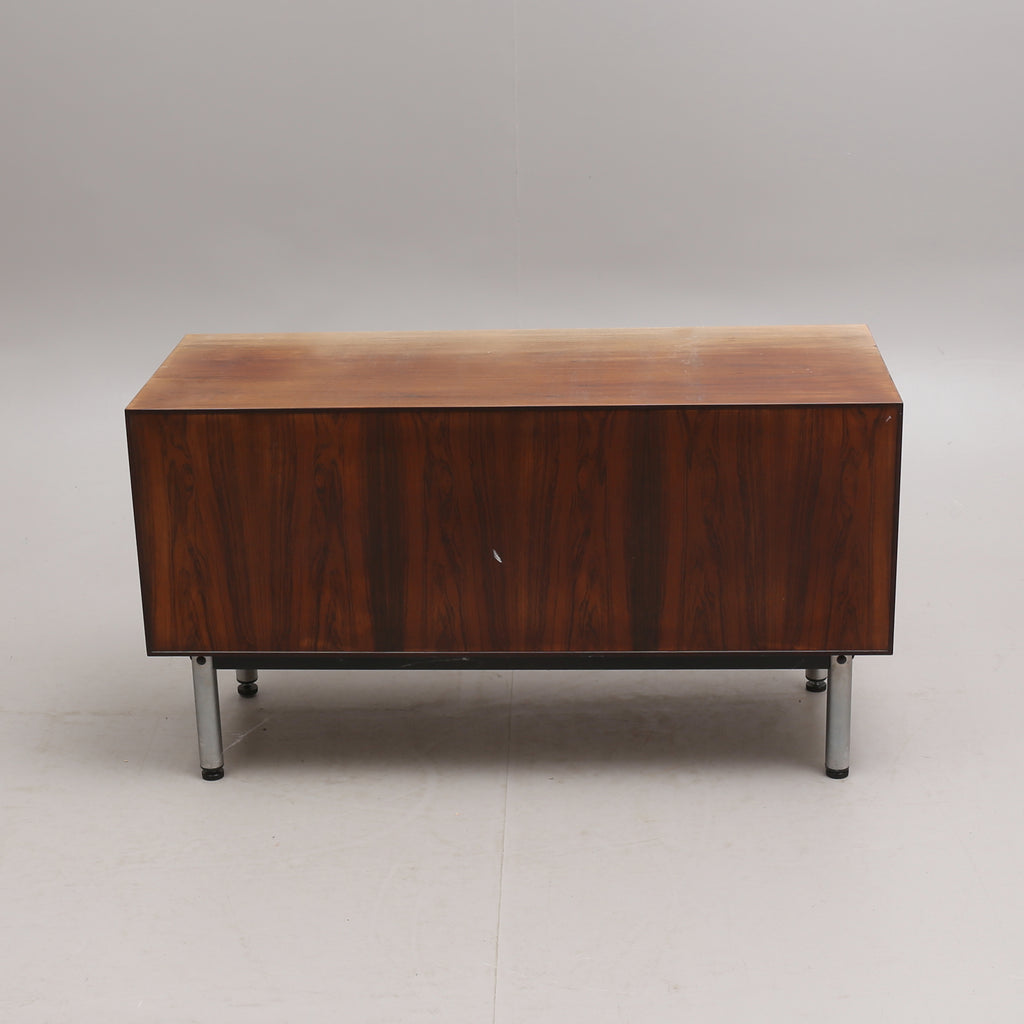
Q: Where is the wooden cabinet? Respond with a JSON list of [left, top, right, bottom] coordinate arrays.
[[127, 326, 902, 778]]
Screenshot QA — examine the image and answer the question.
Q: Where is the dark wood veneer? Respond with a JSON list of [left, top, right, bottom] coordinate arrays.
[[127, 326, 901, 411], [127, 327, 902, 781], [127, 399, 901, 656]]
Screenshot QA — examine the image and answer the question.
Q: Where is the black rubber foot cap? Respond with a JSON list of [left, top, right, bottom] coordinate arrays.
[[806, 680, 827, 693], [826, 767, 849, 779], [202, 767, 225, 781], [237, 683, 259, 698]]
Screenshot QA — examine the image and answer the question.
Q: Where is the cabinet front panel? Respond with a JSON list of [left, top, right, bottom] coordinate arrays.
[[127, 405, 900, 655]]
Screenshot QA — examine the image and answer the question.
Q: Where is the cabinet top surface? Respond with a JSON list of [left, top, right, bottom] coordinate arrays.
[[127, 325, 901, 411]]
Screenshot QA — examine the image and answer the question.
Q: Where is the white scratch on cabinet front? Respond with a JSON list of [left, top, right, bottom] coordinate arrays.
[[492, 549, 503, 564]]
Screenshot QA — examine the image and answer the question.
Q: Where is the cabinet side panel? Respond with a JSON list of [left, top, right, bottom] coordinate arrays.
[[127, 406, 898, 654]]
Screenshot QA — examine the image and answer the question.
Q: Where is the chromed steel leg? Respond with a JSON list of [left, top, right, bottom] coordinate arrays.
[[236, 667, 259, 698], [825, 654, 853, 779], [805, 667, 828, 693], [191, 656, 224, 781]]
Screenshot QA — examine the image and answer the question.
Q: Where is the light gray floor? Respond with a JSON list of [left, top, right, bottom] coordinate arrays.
[[2, 264, 1022, 1021]]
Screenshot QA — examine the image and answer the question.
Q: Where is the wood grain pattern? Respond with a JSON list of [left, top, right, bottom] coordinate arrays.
[[126, 404, 901, 655], [126, 326, 901, 411]]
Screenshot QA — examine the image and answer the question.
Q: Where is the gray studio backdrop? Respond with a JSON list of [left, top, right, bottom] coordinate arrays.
[[3, 0, 1021, 342]]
